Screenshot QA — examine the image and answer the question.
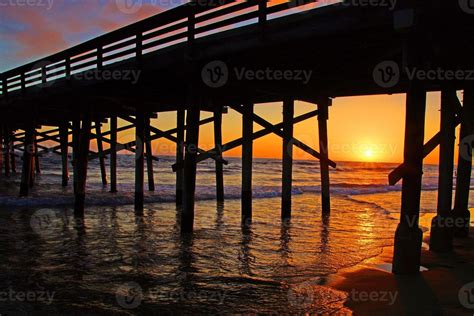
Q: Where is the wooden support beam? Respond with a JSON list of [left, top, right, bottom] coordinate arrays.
[[95, 121, 107, 186], [0, 127, 3, 176], [60, 124, 69, 187], [430, 89, 457, 252], [453, 86, 474, 238], [72, 119, 80, 170], [74, 116, 92, 217], [10, 130, 16, 174], [4, 128, 10, 177], [392, 82, 426, 275], [176, 109, 185, 206], [173, 109, 319, 171], [121, 115, 224, 165], [318, 98, 331, 215], [19, 126, 34, 197], [39, 123, 130, 156], [181, 105, 200, 233], [230, 105, 337, 168], [135, 111, 145, 214], [389, 96, 463, 185], [214, 108, 224, 202], [282, 99, 294, 218], [241, 102, 253, 225], [145, 115, 155, 192], [110, 115, 118, 193], [34, 132, 40, 175]]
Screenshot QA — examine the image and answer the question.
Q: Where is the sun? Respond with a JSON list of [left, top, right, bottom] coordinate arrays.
[[363, 149, 375, 161]]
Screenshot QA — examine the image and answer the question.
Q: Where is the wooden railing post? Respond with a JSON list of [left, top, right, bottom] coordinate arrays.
[[259, 0, 267, 26], [136, 31, 143, 63], [2, 75, 8, 96], [20, 73, 26, 93], [65, 57, 71, 79], [97, 46, 103, 70]]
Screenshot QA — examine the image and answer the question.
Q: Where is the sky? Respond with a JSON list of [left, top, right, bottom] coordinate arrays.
[[0, 0, 466, 164]]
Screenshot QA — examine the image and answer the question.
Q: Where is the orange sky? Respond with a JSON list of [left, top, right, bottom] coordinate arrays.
[[93, 91, 469, 165]]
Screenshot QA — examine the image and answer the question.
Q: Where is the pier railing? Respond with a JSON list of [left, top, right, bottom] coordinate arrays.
[[0, 0, 321, 97]]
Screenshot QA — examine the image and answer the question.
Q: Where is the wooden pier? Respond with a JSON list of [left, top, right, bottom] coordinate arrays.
[[0, 0, 473, 275]]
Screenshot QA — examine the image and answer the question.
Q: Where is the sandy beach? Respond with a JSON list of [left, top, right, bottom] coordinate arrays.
[[330, 219, 474, 315]]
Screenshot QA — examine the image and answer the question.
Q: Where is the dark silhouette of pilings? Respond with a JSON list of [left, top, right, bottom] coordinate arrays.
[[19, 126, 34, 197], [241, 103, 254, 225], [60, 124, 69, 187], [135, 111, 145, 214], [214, 108, 224, 202], [392, 82, 427, 275], [282, 99, 294, 219], [4, 127, 10, 177], [318, 99, 331, 214], [181, 105, 200, 233], [74, 116, 92, 217], [110, 115, 118, 193], [176, 109, 185, 206], [10, 130, 16, 174], [145, 115, 155, 192], [95, 121, 107, 186], [430, 89, 456, 252], [453, 87, 473, 238], [0, 127, 3, 176]]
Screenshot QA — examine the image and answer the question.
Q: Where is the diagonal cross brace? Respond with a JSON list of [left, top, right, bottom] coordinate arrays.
[[231, 104, 337, 168], [388, 94, 463, 185], [119, 115, 227, 165], [172, 108, 336, 171]]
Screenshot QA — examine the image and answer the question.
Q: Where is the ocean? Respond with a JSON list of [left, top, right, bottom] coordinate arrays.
[[0, 154, 472, 314]]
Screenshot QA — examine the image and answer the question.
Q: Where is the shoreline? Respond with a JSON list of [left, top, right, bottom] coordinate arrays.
[[328, 219, 474, 315]]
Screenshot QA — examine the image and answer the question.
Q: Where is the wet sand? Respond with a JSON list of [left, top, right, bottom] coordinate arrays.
[[329, 223, 474, 315]]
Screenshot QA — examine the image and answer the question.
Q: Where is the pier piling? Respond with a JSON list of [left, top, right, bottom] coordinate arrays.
[[214, 108, 224, 202], [74, 116, 91, 217], [95, 121, 107, 186], [181, 105, 200, 233], [318, 99, 331, 214], [282, 99, 294, 218], [60, 124, 69, 187], [176, 110, 185, 206], [392, 83, 427, 274], [241, 103, 254, 224], [430, 89, 456, 252], [0, 127, 3, 176], [145, 115, 155, 192], [19, 126, 34, 197], [453, 87, 474, 238], [4, 128, 10, 177], [110, 115, 118, 193], [135, 111, 145, 214]]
